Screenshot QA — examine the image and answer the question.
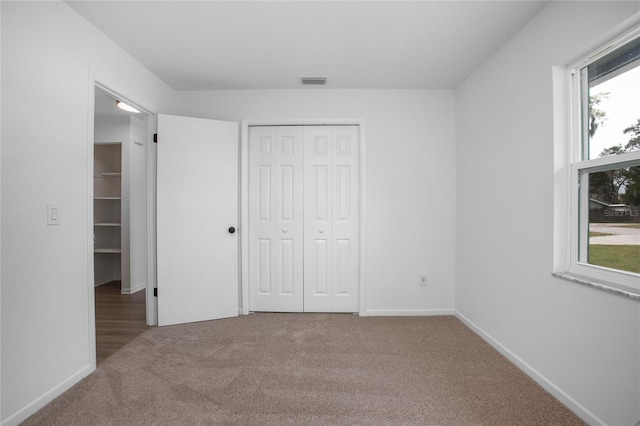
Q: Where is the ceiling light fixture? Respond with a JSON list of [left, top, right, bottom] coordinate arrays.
[[116, 100, 141, 113]]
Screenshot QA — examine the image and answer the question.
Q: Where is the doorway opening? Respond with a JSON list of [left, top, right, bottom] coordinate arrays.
[[92, 86, 151, 364]]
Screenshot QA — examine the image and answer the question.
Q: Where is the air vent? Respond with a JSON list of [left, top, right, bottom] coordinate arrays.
[[299, 76, 328, 86]]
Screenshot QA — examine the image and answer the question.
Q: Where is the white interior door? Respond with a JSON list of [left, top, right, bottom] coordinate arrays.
[[156, 114, 239, 326], [304, 126, 360, 312], [248, 126, 304, 312]]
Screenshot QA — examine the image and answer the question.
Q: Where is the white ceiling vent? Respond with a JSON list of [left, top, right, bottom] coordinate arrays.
[[299, 76, 328, 86]]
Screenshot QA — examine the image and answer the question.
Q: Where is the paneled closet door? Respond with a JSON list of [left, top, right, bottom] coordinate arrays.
[[248, 126, 304, 312], [304, 126, 360, 312]]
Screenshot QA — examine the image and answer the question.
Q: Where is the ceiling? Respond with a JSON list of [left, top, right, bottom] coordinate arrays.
[[68, 1, 549, 91]]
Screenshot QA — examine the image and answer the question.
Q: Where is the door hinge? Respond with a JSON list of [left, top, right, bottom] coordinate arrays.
[[153, 133, 158, 143], [153, 288, 158, 297]]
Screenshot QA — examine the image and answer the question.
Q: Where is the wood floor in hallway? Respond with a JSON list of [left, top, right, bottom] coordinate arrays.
[[95, 281, 149, 365]]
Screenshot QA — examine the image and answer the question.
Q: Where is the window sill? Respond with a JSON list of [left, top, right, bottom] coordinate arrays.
[[553, 272, 640, 301]]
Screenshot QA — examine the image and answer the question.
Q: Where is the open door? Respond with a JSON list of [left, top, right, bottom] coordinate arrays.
[[156, 114, 239, 326]]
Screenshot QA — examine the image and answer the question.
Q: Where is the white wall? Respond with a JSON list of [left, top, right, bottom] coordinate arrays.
[[94, 115, 130, 143], [0, 2, 175, 424], [177, 89, 457, 316], [0, 3, 3, 423], [455, 2, 640, 425]]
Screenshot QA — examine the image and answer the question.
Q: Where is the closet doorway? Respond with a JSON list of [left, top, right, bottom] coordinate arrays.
[[93, 86, 150, 363], [246, 124, 364, 313]]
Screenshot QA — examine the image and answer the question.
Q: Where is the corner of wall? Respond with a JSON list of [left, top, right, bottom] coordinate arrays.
[[551, 65, 571, 274]]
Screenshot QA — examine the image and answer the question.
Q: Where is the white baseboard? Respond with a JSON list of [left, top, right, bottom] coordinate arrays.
[[94, 275, 118, 287], [1, 364, 92, 426], [454, 310, 602, 426], [361, 308, 454, 316], [121, 282, 146, 295]]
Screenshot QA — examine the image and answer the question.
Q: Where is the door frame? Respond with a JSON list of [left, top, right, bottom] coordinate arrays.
[[240, 119, 368, 315], [86, 75, 157, 370]]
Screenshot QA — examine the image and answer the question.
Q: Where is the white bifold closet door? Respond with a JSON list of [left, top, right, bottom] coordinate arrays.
[[248, 125, 359, 313], [248, 126, 305, 312], [303, 126, 360, 312]]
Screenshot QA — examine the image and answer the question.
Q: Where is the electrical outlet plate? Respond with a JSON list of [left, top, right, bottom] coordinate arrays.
[[419, 275, 428, 287]]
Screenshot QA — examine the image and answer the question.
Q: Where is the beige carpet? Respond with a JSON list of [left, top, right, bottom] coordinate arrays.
[[24, 314, 583, 425]]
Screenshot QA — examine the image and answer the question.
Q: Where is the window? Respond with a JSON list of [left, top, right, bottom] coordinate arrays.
[[563, 29, 640, 296]]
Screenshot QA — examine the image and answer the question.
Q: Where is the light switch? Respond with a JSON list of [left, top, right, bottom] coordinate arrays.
[[133, 133, 144, 146], [47, 204, 60, 225]]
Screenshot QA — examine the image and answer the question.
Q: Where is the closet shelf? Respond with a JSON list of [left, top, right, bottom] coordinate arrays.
[[94, 172, 122, 178], [94, 248, 122, 254], [94, 197, 121, 200], [94, 223, 121, 227]]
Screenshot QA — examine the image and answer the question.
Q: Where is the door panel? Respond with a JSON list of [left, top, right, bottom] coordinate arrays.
[[313, 239, 329, 295], [258, 166, 271, 221], [280, 239, 295, 294], [329, 126, 360, 312], [336, 239, 351, 294], [304, 126, 360, 312], [314, 166, 329, 220], [156, 114, 239, 326], [249, 126, 304, 312], [303, 127, 333, 311]]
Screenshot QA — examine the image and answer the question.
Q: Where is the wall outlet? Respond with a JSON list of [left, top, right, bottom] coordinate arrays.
[[419, 274, 428, 287]]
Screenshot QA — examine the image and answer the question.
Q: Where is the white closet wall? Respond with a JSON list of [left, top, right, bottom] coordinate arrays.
[[93, 114, 147, 294], [93, 142, 123, 286], [94, 116, 129, 290]]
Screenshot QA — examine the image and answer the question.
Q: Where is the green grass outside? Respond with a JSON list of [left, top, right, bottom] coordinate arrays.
[[588, 245, 640, 274]]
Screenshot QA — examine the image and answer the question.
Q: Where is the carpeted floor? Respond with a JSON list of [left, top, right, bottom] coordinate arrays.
[[24, 314, 584, 425]]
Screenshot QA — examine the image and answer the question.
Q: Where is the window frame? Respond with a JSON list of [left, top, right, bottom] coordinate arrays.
[[560, 27, 640, 297]]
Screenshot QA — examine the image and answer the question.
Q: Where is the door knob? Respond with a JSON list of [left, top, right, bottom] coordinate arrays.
[[283, 228, 288, 233], [319, 229, 324, 234], [228, 226, 236, 234]]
